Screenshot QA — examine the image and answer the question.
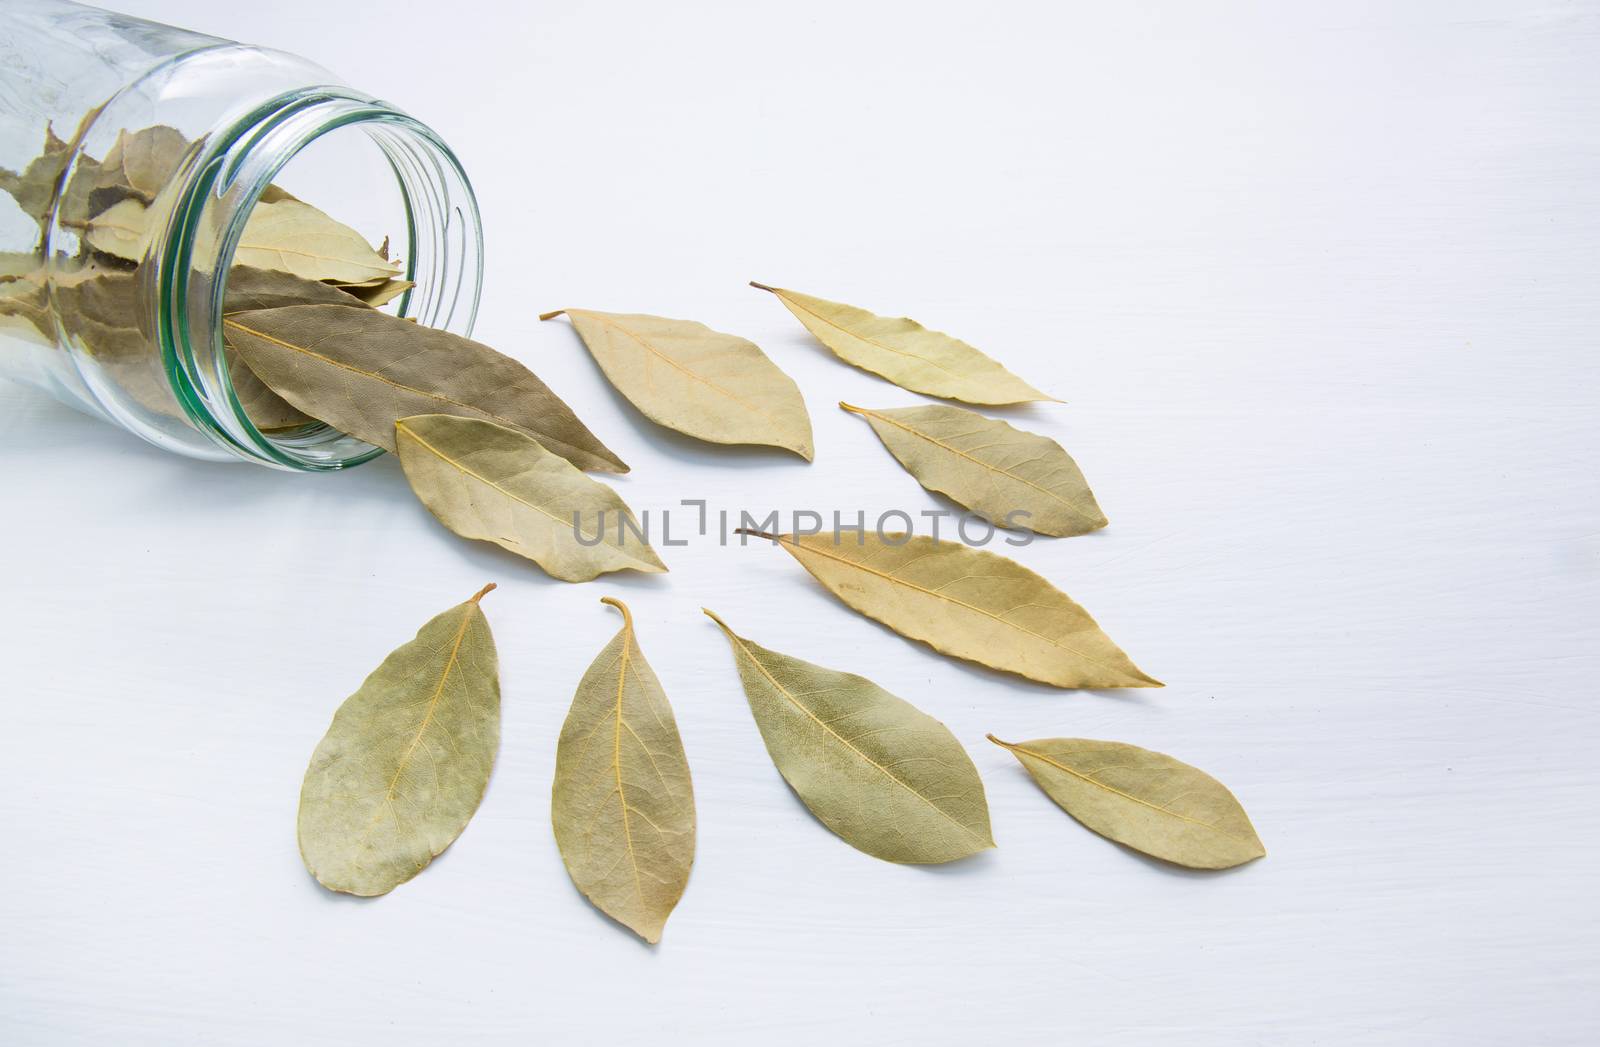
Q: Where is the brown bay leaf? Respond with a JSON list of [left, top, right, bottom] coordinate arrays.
[[394, 414, 664, 582], [751, 282, 1056, 405], [542, 308, 814, 460], [298, 584, 501, 896], [705, 609, 993, 863], [222, 304, 627, 471], [737, 530, 1159, 689], [221, 269, 378, 430], [841, 401, 1106, 536], [989, 736, 1265, 869], [553, 598, 695, 942]]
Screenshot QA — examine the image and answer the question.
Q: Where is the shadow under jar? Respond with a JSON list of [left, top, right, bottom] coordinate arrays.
[[0, 0, 483, 470]]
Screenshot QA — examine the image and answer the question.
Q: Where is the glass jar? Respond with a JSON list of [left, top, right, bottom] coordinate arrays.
[[0, 0, 483, 469]]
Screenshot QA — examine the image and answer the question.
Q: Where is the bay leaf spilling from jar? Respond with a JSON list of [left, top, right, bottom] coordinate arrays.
[[1, 124, 410, 430]]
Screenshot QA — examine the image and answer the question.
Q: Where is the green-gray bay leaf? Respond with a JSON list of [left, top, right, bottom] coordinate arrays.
[[553, 598, 695, 942], [704, 609, 994, 864], [989, 735, 1265, 869], [222, 304, 627, 471], [298, 583, 500, 896], [542, 308, 814, 460], [841, 401, 1106, 536], [395, 414, 665, 582]]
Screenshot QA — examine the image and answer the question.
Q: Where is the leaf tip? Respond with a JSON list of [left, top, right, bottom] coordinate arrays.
[[469, 582, 497, 604]]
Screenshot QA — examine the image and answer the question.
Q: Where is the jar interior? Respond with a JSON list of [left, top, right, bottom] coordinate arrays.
[[175, 92, 483, 470]]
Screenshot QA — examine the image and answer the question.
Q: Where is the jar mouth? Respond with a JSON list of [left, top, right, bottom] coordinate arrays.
[[161, 85, 483, 471]]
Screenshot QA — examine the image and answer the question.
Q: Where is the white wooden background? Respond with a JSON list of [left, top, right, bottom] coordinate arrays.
[[2, 2, 1596, 1043]]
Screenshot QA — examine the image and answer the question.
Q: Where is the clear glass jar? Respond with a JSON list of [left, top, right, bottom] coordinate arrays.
[[0, 0, 482, 469]]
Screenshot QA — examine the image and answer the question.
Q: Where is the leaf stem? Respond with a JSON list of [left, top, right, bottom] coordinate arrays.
[[748, 281, 777, 293], [701, 607, 734, 635], [732, 527, 780, 542], [470, 582, 497, 604], [538, 309, 567, 321], [601, 595, 633, 630], [838, 401, 867, 415], [985, 733, 1015, 750]]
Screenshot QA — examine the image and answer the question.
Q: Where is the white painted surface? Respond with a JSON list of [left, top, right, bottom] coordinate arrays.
[[2, 2, 1596, 1043]]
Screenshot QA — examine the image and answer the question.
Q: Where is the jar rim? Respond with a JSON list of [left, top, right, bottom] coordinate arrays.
[[160, 82, 484, 471]]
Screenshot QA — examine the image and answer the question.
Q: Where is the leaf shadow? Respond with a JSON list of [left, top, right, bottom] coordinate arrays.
[[539, 322, 816, 473]]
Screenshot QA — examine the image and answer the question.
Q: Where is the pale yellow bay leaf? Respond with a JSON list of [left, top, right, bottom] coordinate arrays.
[[751, 282, 1056, 405], [543, 308, 814, 460], [738, 530, 1159, 689], [84, 195, 402, 284], [82, 197, 149, 261], [298, 584, 500, 896], [553, 598, 695, 942], [222, 304, 627, 471], [841, 401, 1106, 536], [395, 414, 665, 582], [989, 735, 1265, 869], [232, 197, 401, 284], [704, 609, 994, 864]]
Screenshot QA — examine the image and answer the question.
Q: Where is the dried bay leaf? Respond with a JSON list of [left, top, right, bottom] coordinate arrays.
[[222, 266, 372, 313], [298, 584, 500, 896], [222, 304, 627, 471], [553, 598, 695, 942], [220, 268, 384, 431], [751, 282, 1056, 405], [542, 308, 814, 460], [81, 197, 149, 261], [0, 125, 75, 227], [97, 124, 191, 203], [841, 401, 1106, 536], [704, 609, 994, 863], [340, 277, 414, 308], [84, 195, 402, 284], [394, 414, 665, 582], [988, 736, 1264, 869], [232, 197, 401, 284], [737, 530, 1160, 689]]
